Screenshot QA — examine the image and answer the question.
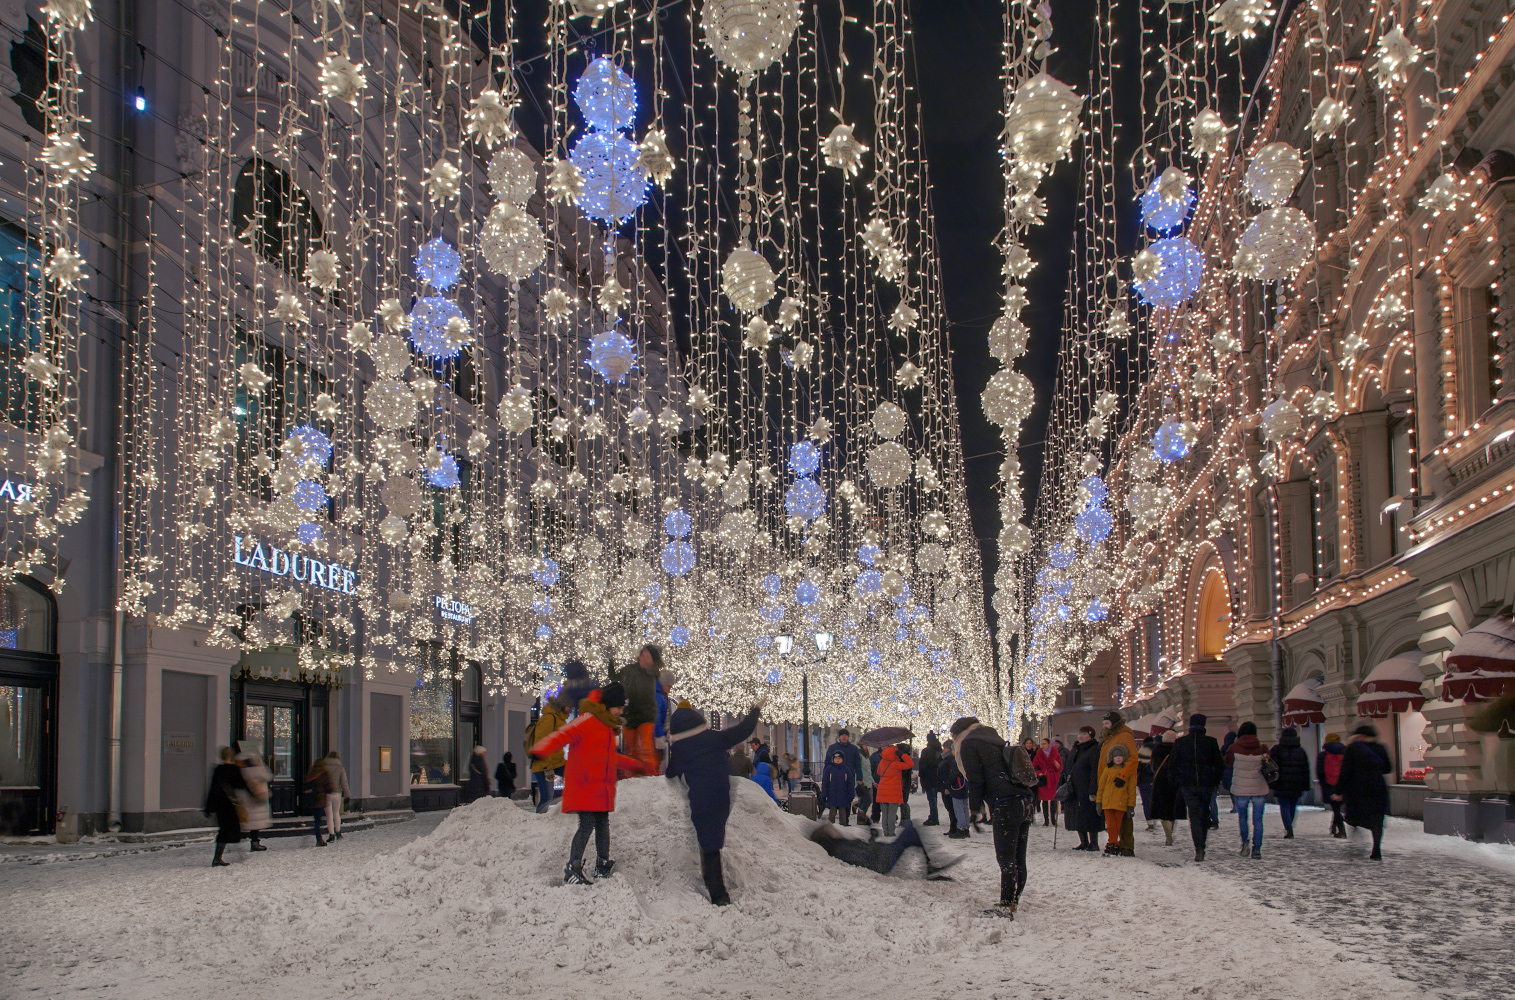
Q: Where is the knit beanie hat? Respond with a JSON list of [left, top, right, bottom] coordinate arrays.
[[659, 668, 677, 689], [1079, 725, 1096, 737], [1238, 720, 1258, 737], [949, 716, 979, 737], [668, 704, 707, 741], [1188, 713, 1207, 729], [598, 682, 627, 709], [1162, 729, 1178, 743], [1353, 723, 1378, 739]]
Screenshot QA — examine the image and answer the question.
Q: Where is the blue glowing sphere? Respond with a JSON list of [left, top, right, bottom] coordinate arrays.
[[661, 540, 696, 576], [760, 603, 786, 624], [1153, 419, 1190, 462], [1081, 474, 1107, 503], [663, 508, 692, 538], [287, 424, 332, 467], [1056, 605, 1070, 620], [573, 56, 637, 133], [1074, 502, 1113, 543], [843, 633, 857, 649], [788, 441, 821, 477], [868, 648, 883, 666], [1086, 598, 1108, 622], [569, 131, 649, 223], [795, 580, 819, 606], [856, 569, 883, 596], [670, 625, 691, 646], [415, 237, 462, 290], [765, 667, 782, 684], [1051, 578, 1072, 598], [784, 479, 827, 521], [408, 296, 467, 360], [297, 521, 322, 545], [292, 478, 328, 512], [894, 627, 908, 643], [1049, 542, 1075, 569], [642, 581, 663, 605], [587, 329, 638, 384], [1134, 237, 1204, 308], [755, 635, 772, 649], [760, 573, 782, 596], [858, 543, 880, 566], [427, 453, 461, 489], [1139, 173, 1195, 234], [532, 558, 560, 587], [535, 624, 552, 640], [532, 595, 555, 616]]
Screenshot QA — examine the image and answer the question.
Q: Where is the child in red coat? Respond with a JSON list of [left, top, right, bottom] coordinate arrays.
[[530, 682, 647, 884]]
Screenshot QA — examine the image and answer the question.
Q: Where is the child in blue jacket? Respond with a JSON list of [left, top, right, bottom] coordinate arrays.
[[665, 701, 761, 905], [821, 751, 854, 822]]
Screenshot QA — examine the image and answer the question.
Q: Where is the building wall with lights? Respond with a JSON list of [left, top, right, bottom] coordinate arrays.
[[1082, 4, 1515, 842]]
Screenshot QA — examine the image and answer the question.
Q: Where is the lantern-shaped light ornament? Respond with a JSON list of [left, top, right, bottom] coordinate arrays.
[[1235, 207, 1315, 281], [1260, 397, 1303, 444], [569, 132, 649, 223], [587, 330, 638, 384], [722, 247, 776, 313], [701, 0, 802, 78], [1005, 71, 1082, 169], [1244, 142, 1304, 206], [1153, 419, 1191, 462], [865, 441, 912, 488], [784, 479, 827, 521], [1133, 237, 1204, 308], [1140, 167, 1195, 234], [573, 57, 637, 132]]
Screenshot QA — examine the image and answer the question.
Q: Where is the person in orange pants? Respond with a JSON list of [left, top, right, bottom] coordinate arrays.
[[617, 644, 664, 774], [1097, 743, 1137, 855]]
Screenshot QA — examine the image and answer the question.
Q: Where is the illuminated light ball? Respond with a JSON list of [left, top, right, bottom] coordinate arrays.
[[721, 247, 777, 313], [287, 424, 333, 466], [569, 131, 649, 223], [532, 557, 561, 587], [784, 478, 827, 521], [670, 625, 691, 646], [663, 508, 693, 538], [427, 453, 462, 489], [843, 634, 857, 649], [414, 237, 462, 290], [1074, 502, 1113, 543], [1086, 598, 1108, 622], [572, 57, 638, 133], [1260, 396, 1303, 444], [1051, 578, 1072, 598], [661, 540, 696, 576], [1081, 474, 1107, 503], [795, 579, 820, 606], [1056, 605, 1071, 620], [765, 667, 782, 684], [487, 146, 538, 206], [930, 649, 948, 665], [762, 573, 781, 595], [788, 440, 821, 476], [366, 379, 417, 430], [1139, 170, 1195, 234], [867, 648, 883, 667], [297, 521, 323, 545], [1235, 206, 1315, 282], [587, 329, 638, 384], [915, 542, 947, 574], [858, 543, 880, 566], [292, 478, 329, 512], [981, 367, 1035, 427], [1244, 141, 1304, 207], [1049, 543, 1075, 570], [479, 203, 546, 281], [532, 595, 554, 615], [1005, 71, 1082, 169], [895, 627, 908, 643], [1152, 419, 1191, 462], [880, 569, 906, 600], [1133, 236, 1204, 308], [865, 440, 912, 488], [408, 296, 467, 359], [701, 0, 802, 77], [855, 568, 883, 596], [642, 581, 663, 605], [760, 603, 786, 623], [535, 624, 553, 640]]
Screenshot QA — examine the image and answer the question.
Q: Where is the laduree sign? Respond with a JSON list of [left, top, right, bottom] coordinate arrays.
[[232, 535, 356, 594], [435, 596, 474, 624]]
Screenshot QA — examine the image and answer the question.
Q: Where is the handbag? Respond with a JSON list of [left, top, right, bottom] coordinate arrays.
[[1053, 778, 1072, 802], [1261, 751, 1281, 785]]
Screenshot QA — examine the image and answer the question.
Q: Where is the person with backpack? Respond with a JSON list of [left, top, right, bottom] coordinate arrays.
[[1267, 726, 1312, 838], [526, 693, 571, 813], [1097, 711, 1139, 856], [918, 732, 943, 825], [1224, 721, 1271, 858], [1167, 714, 1224, 861], [495, 752, 518, 799], [939, 739, 970, 838], [665, 699, 762, 905], [530, 682, 650, 884], [1062, 726, 1103, 850], [1317, 733, 1347, 837], [1334, 723, 1392, 860], [874, 743, 914, 837], [951, 716, 1037, 914], [750, 745, 780, 803]]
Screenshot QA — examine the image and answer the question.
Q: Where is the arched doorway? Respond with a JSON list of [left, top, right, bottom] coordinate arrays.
[[1197, 569, 1230, 660], [0, 576, 58, 835]]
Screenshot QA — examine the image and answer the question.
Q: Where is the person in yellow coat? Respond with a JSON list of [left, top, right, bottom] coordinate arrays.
[[526, 695, 570, 813], [1097, 710, 1139, 856]]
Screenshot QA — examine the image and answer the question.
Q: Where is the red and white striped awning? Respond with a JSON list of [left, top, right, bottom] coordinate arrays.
[[1356, 653, 1425, 718], [1441, 617, 1515, 703], [1150, 708, 1178, 734], [1282, 679, 1325, 726]]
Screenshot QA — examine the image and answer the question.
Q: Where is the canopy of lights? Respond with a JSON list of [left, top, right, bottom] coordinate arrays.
[[20, 0, 1476, 732]]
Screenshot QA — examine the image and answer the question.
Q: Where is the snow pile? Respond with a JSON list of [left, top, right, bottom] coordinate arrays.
[[0, 784, 1444, 999]]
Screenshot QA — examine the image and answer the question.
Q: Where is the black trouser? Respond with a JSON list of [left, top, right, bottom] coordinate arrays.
[[569, 811, 610, 864], [1180, 787, 1215, 852], [1323, 785, 1345, 834], [991, 797, 1032, 904]]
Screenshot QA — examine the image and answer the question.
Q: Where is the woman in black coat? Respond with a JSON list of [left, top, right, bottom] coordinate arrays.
[[1334, 724, 1392, 859], [495, 752, 518, 798], [1267, 726, 1313, 837], [1148, 732, 1186, 844], [204, 747, 247, 867], [1062, 727, 1103, 850]]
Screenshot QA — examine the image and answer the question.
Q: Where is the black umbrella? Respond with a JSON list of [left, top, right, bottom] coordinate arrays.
[[858, 726, 914, 749]]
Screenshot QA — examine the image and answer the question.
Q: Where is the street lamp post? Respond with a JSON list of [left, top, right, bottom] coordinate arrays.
[[782, 631, 832, 779]]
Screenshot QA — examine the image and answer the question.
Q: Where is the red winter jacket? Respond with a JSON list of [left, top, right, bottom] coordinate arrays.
[[1033, 746, 1063, 802], [874, 746, 914, 804], [530, 694, 645, 813]]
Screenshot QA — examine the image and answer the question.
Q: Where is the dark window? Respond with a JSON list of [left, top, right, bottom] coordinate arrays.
[[232, 332, 331, 503], [9, 20, 48, 134], [231, 158, 323, 277]]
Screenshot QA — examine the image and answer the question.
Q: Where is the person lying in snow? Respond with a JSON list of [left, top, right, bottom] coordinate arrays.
[[665, 699, 762, 906], [807, 820, 962, 878], [530, 682, 649, 885]]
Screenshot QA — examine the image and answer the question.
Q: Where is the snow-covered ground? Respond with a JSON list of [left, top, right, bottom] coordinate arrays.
[[1, 781, 1509, 999]]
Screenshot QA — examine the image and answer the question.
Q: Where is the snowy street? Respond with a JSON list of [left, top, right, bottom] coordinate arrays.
[[3, 782, 1510, 1000]]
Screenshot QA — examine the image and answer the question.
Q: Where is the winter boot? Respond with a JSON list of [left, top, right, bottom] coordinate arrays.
[[212, 843, 229, 867], [1194, 849, 1205, 862], [594, 858, 617, 878], [1161, 820, 1173, 845], [1250, 848, 1261, 859], [701, 851, 730, 906], [563, 861, 593, 885]]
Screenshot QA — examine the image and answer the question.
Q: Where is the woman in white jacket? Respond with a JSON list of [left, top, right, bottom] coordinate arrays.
[[233, 745, 272, 852]]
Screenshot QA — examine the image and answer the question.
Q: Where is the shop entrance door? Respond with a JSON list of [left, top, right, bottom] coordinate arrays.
[[0, 578, 58, 836], [241, 698, 303, 815]]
